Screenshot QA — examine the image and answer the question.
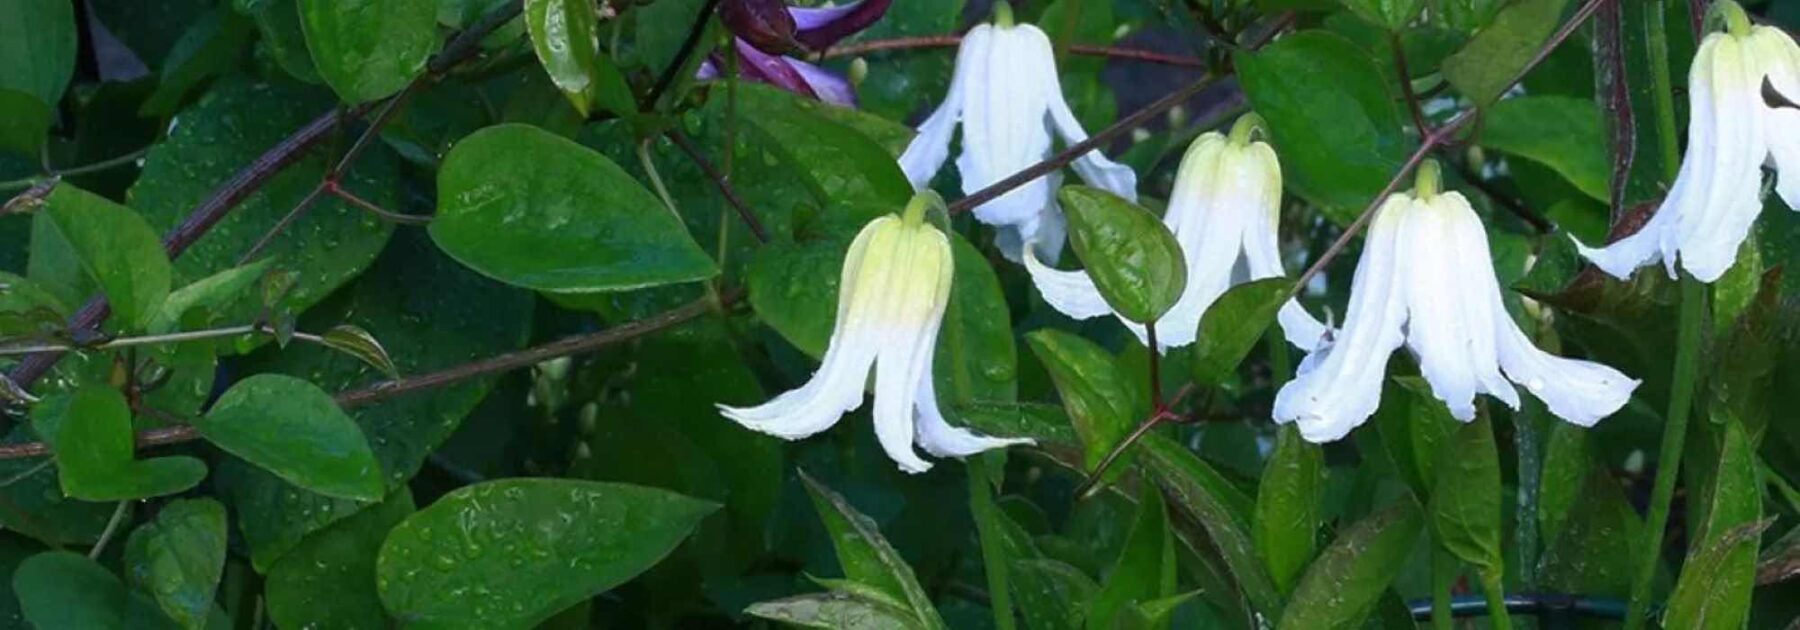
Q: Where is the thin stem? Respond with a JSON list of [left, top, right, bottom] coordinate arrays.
[[326, 182, 432, 225], [236, 183, 331, 264], [644, 0, 724, 110], [0, 146, 153, 193], [1072, 384, 1196, 499], [1432, 547, 1455, 630], [0, 325, 259, 356], [1481, 570, 1514, 630], [89, 501, 131, 560], [1624, 275, 1707, 630], [820, 36, 1206, 68], [328, 84, 421, 180], [1392, 33, 1431, 136], [0, 459, 52, 487], [1145, 327, 1164, 411], [666, 129, 769, 242], [637, 141, 685, 223]]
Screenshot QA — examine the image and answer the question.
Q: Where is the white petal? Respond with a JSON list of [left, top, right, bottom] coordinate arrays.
[[1023, 241, 1115, 320], [868, 227, 955, 474], [1031, 22, 1137, 202], [1232, 141, 1330, 351], [913, 375, 1034, 458], [1148, 135, 1238, 349], [1755, 27, 1800, 209], [1400, 197, 1482, 420], [897, 27, 979, 189], [957, 24, 1055, 228], [1570, 207, 1678, 280], [1495, 318, 1638, 427], [1273, 196, 1412, 443], [1031, 192, 1068, 264], [1442, 193, 1520, 411], [1673, 34, 1766, 282]]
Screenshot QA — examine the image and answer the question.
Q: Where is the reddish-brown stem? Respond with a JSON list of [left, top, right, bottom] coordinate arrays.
[[1072, 383, 1197, 499], [821, 36, 1207, 69], [325, 181, 432, 226], [666, 129, 770, 242], [1392, 32, 1431, 136]]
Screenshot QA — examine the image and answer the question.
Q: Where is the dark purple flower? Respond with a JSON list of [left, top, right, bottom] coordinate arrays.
[[701, 0, 892, 107]]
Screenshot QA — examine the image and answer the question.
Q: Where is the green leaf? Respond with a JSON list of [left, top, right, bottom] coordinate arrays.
[[0, 435, 113, 546], [141, 7, 255, 116], [376, 479, 718, 628], [317, 324, 399, 379], [0, 0, 77, 108], [968, 456, 1016, 630], [1429, 414, 1503, 576], [241, 0, 320, 82], [935, 234, 1018, 403], [1536, 420, 1590, 544], [633, 0, 713, 78], [1025, 329, 1138, 473], [524, 0, 602, 116], [800, 471, 948, 630], [1339, 0, 1424, 30], [745, 592, 920, 629], [122, 499, 227, 630], [1189, 278, 1292, 386], [266, 488, 414, 629], [14, 551, 157, 630], [1664, 420, 1763, 629], [1441, 0, 1569, 106], [734, 83, 914, 208], [1254, 424, 1324, 596], [297, 0, 441, 102], [147, 260, 272, 335], [0, 270, 68, 338], [1276, 501, 1423, 630], [1010, 558, 1098, 630], [1479, 96, 1609, 202], [945, 401, 1079, 446], [1140, 435, 1281, 617], [430, 123, 718, 293], [196, 374, 384, 501], [40, 185, 172, 331], [36, 387, 207, 501], [1087, 486, 1175, 630], [1536, 466, 1639, 598], [0, 88, 51, 156], [844, 0, 964, 123], [1237, 31, 1406, 223], [1058, 186, 1187, 324]]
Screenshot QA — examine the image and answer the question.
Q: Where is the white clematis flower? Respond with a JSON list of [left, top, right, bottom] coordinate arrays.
[[1575, 2, 1800, 283], [897, 6, 1138, 264], [1275, 163, 1640, 443], [1023, 115, 1330, 353], [718, 192, 1032, 473]]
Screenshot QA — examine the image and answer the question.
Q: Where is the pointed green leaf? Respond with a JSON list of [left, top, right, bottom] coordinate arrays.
[[1140, 435, 1280, 617], [36, 387, 207, 501], [1189, 278, 1292, 386], [1664, 420, 1763, 629], [746, 592, 919, 629], [40, 186, 172, 331], [122, 499, 228, 630], [1441, 0, 1569, 106], [0, 0, 77, 107], [524, 0, 602, 116], [1429, 414, 1503, 573], [1058, 186, 1186, 324], [1026, 329, 1138, 473], [1087, 486, 1176, 630], [298, 0, 440, 102], [800, 471, 947, 630], [266, 488, 414, 629], [196, 374, 385, 501], [1255, 424, 1324, 596], [1277, 501, 1423, 630], [317, 324, 399, 379]]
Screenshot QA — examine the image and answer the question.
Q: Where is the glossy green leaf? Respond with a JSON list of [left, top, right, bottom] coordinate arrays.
[[1276, 501, 1423, 630], [935, 234, 1018, 403], [1429, 414, 1503, 574], [734, 83, 913, 207], [1537, 420, 1591, 543], [1087, 486, 1175, 630], [1026, 329, 1138, 472], [40, 185, 172, 331], [122, 499, 227, 630], [147, 260, 272, 334], [13, 551, 169, 630], [141, 7, 254, 115], [524, 0, 602, 116], [1479, 96, 1609, 202], [1339, 0, 1424, 30], [1010, 558, 1098, 630], [1254, 424, 1324, 596], [946, 401, 1079, 446], [0, 0, 77, 108], [1664, 420, 1763, 629], [318, 324, 399, 379], [241, 0, 320, 82], [1189, 278, 1292, 386], [1536, 467, 1639, 598], [196, 374, 384, 501], [430, 123, 718, 293], [1237, 31, 1406, 223], [800, 471, 948, 630], [845, 0, 964, 122], [1139, 435, 1280, 616], [1058, 186, 1186, 324], [298, 0, 441, 102], [266, 488, 414, 629], [1441, 0, 1569, 106], [377, 479, 718, 628], [37, 387, 207, 501], [746, 592, 919, 629]]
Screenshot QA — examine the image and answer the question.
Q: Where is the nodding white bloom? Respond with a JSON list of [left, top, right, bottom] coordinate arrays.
[[1575, 2, 1800, 283], [1023, 116, 1330, 353], [897, 6, 1138, 264], [718, 193, 1032, 473], [1275, 163, 1639, 444]]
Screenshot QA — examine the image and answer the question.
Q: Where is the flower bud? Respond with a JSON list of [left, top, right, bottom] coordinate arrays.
[[722, 0, 800, 55]]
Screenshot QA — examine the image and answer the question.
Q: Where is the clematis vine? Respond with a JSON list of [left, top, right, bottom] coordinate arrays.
[[897, 4, 1138, 263], [717, 192, 1032, 473], [1023, 115, 1329, 353], [1575, 0, 1800, 282], [1275, 162, 1639, 443], [700, 0, 892, 107]]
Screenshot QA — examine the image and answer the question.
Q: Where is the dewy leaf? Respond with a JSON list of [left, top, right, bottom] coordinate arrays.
[[733, 83, 914, 208], [36, 387, 207, 501], [1237, 31, 1406, 224], [376, 479, 718, 628], [1479, 96, 1609, 202], [266, 488, 414, 629], [1087, 486, 1176, 630], [297, 0, 441, 103], [1058, 186, 1186, 324], [147, 259, 272, 335], [197, 374, 385, 501], [431, 123, 718, 293], [1339, 0, 1425, 30], [1664, 420, 1763, 629], [1254, 424, 1324, 597], [122, 499, 228, 630], [15, 552, 146, 629], [525, 0, 601, 116], [0, 0, 77, 108], [1025, 329, 1138, 473], [745, 592, 920, 629], [1441, 0, 1570, 106], [935, 234, 1019, 403], [1276, 501, 1423, 630], [799, 471, 948, 630], [1189, 278, 1291, 386], [1429, 414, 1503, 574], [1139, 435, 1281, 617], [40, 185, 172, 332], [318, 324, 399, 379]]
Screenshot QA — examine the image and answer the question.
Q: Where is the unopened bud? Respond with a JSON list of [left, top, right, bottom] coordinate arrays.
[[722, 0, 800, 55], [849, 57, 869, 87]]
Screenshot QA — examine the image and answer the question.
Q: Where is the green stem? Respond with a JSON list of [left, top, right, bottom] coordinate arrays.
[[0, 146, 153, 193], [1624, 275, 1706, 630], [1646, 0, 1681, 181], [1481, 570, 1514, 630], [967, 455, 1016, 630], [1431, 547, 1455, 630]]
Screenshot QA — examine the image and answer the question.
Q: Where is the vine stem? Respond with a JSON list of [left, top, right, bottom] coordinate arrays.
[[821, 36, 1206, 68], [1625, 275, 1706, 629], [0, 323, 326, 356], [0, 146, 152, 193], [666, 128, 769, 243]]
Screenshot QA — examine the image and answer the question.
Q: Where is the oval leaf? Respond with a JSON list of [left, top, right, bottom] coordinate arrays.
[[1429, 414, 1503, 573], [1479, 96, 1609, 202], [1254, 424, 1324, 596], [430, 123, 718, 293], [197, 374, 384, 501], [1058, 185, 1186, 324], [122, 499, 228, 630], [524, 0, 601, 116], [1025, 329, 1138, 473], [41, 185, 171, 331], [35, 387, 207, 501], [800, 471, 947, 630], [1277, 501, 1423, 630], [1189, 277, 1291, 386], [376, 479, 718, 627], [266, 489, 414, 629], [297, 0, 440, 103]]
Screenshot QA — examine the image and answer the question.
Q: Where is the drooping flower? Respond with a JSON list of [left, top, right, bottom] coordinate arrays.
[[1023, 115, 1329, 353], [1575, 1, 1800, 283], [1275, 162, 1639, 443], [718, 192, 1032, 473], [897, 5, 1138, 264], [700, 0, 892, 107]]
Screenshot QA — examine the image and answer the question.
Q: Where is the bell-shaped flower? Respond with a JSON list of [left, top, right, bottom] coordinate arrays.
[[897, 6, 1138, 263], [699, 0, 892, 107], [1575, 2, 1800, 282], [1022, 116, 1329, 352], [718, 192, 1032, 473], [1275, 163, 1640, 443]]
